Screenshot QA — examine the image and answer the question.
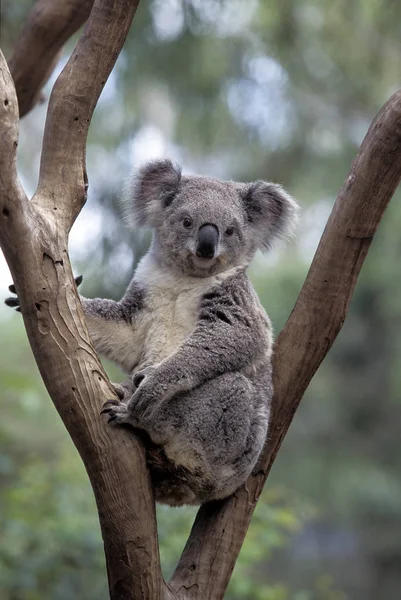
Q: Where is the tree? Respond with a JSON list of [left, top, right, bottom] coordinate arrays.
[[1, 1, 401, 598]]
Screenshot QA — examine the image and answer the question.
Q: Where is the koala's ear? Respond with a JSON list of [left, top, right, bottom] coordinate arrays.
[[241, 181, 299, 250], [130, 159, 182, 227]]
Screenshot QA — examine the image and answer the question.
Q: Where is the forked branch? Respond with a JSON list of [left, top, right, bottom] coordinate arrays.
[[170, 90, 401, 599], [3, 1, 401, 599], [8, 0, 94, 118], [35, 0, 139, 228]]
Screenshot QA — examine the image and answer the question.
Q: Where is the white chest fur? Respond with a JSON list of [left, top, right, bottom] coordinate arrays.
[[135, 278, 203, 369], [131, 256, 239, 372]]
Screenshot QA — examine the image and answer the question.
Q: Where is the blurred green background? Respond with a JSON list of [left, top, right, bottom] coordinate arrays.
[[1, 1, 401, 598]]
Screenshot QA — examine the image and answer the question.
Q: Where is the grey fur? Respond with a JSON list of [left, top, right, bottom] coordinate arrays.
[[129, 159, 182, 228], [75, 160, 299, 505], [241, 180, 299, 250]]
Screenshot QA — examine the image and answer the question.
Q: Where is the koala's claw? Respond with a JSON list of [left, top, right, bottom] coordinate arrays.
[[112, 383, 127, 400], [5, 296, 20, 308], [5, 276, 83, 313], [100, 399, 120, 414], [133, 372, 146, 387], [132, 364, 160, 389], [5, 283, 20, 311], [100, 399, 130, 425]]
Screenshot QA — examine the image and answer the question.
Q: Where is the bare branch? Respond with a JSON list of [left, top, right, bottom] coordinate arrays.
[[8, 0, 94, 118], [0, 2, 174, 598], [34, 0, 140, 229], [0, 51, 26, 205], [6, 0, 401, 597], [170, 90, 401, 599]]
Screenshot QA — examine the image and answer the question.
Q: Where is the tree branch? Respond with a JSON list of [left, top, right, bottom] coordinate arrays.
[[0, 1, 175, 597], [0, 53, 27, 207], [34, 0, 139, 229], [8, 0, 94, 118], [170, 90, 401, 599], [5, 1, 401, 598]]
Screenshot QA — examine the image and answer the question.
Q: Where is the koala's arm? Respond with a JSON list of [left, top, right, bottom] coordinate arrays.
[[150, 272, 271, 395], [81, 280, 144, 369]]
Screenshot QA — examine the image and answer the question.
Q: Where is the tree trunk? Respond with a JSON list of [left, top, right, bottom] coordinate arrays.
[[1, 1, 401, 599]]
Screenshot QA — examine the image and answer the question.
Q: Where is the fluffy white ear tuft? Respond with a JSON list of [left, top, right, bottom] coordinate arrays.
[[128, 159, 182, 228], [241, 181, 299, 250]]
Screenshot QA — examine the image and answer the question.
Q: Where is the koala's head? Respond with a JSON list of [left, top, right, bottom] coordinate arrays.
[[129, 159, 299, 277]]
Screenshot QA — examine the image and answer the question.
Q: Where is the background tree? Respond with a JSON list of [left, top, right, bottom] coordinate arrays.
[[1, 1, 401, 599]]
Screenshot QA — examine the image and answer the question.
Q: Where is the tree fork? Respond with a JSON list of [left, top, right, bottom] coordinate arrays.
[[8, 0, 94, 117], [2, 1, 401, 599]]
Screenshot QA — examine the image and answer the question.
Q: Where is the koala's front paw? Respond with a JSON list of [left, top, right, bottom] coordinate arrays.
[[100, 380, 137, 426], [130, 366, 165, 418], [100, 399, 131, 425], [5, 276, 83, 313], [112, 380, 135, 403], [5, 284, 21, 312]]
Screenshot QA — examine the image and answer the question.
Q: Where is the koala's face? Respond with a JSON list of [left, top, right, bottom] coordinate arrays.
[[153, 177, 255, 277], [130, 160, 299, 277]]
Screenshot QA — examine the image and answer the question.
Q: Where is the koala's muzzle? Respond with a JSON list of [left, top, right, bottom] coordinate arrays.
[[196, 224, 218, 259]]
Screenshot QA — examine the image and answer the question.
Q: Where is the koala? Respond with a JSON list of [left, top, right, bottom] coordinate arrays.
[[6, 159, 298, 507]]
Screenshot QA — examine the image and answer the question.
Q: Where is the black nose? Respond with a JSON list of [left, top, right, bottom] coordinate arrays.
[[196, 224, 218, 259]]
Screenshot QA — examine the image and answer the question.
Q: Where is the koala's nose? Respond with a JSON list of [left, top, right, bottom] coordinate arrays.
[[196, 224, 219, 259]]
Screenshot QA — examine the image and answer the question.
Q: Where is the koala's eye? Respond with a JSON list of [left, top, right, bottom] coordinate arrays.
[[183, 218, 192, 228], [225, 227, 234, 236]]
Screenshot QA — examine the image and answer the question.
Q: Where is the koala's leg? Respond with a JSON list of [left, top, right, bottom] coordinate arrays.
[[143, 372, 270, 504]]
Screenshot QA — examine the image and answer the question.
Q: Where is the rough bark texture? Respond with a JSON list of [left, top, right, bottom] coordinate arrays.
[[8, 0, 94, 117], [1, 2, 401, 599]]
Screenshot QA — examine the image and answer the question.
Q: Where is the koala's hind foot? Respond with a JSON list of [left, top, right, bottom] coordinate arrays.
[[100, 380, 137, 425], [101, 365, 168, 429], [101, 399, 130, 424]]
